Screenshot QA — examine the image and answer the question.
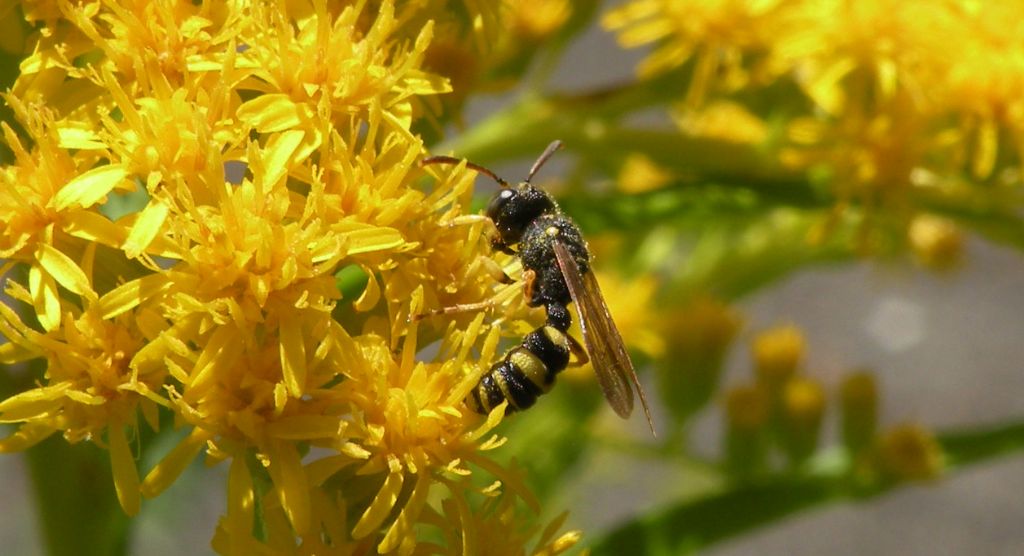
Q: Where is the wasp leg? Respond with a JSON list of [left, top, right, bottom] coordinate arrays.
[[522, 269, 537, 303], [491, 239, 517, 255], [477, 256, 514, 285], [439, 213, 515, 257], [412, 299, 497, 321], [567, 334, 589, 367], [411, 280, 520, 322], [442, 214, 491, 228]]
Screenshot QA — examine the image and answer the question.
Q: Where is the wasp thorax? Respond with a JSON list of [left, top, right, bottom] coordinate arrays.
[[486, 183, 559, 247]]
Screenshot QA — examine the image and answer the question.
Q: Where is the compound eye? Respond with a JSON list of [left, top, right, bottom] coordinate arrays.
[[486, 188, 517, 221]]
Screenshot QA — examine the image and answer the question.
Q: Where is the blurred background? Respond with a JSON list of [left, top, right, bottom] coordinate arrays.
[[2, 1, 1023, 554]]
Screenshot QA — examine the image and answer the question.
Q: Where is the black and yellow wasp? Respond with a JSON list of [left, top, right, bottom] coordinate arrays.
[[421, 141, 655, 434]]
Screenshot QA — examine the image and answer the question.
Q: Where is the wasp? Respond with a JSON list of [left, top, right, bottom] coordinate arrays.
[[421, 141, 655, 434]]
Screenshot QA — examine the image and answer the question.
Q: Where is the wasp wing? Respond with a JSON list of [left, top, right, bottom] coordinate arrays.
[[552, 241, 655, 435]]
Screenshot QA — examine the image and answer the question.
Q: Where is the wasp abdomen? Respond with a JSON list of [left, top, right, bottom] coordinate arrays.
[[468, 323, 572, 414]]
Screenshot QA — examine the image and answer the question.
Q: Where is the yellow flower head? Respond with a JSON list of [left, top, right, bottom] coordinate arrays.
[[1, 1, 569, 552], [604, 0, 784, 104]]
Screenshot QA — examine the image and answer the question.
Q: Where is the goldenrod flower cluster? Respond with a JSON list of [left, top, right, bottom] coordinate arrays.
[[606, 0, 1024, 255], [0, 2, 578, 553]]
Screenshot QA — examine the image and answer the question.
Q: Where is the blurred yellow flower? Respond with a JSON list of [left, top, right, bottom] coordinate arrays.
[[778, 376, 825, 464], [875, 423, 944, 482], [908, 213, 964, 271], [617, 152, 673, 194], [752, 323, 805, 387], [606, 0, 1024, 249], [604, 0, 783, 105], [506, 0, 572, 40], [673, 100, 769, 145]]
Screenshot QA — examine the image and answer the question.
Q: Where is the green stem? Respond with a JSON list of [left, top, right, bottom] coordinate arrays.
[[26, 435, 132, 556], [589, 418, 1024, 554]]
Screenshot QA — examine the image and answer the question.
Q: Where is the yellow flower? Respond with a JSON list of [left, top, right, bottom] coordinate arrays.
[[617, 152, 673, 194], [0, 269, 163, 516], [433, 492, 582, 556], [604, 0, 784, 103], [0, 99, 130, 331], [1, 1, 570, 552], [506, 0, 572, 40], [234, 2, 450, 136], [607, 0, 1024, 252], [673, 100, 769, 145]]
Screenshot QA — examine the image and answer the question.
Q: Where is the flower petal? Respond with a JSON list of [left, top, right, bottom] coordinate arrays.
[[0, 422, 57, 452], [0, 392, 65, 422], [353, 266, 380, 312], [52, 164, 128, 211], [28, 264, 60, 331], [123, 200, 170, 259], [57, 126, 106, 150], [36, 243, 96, 300], [379, 471, 431, 553], [279, 323, 307, 398], [141, 427, 210, 498], [225, 455, 255, 551], [61, 210, 127, 247], [352, 470, 404, 539], [97, 272, 170, 319], [109, 424, 141, 516], [266, 440, 311, 536], [261, 129, 305, 187], [237, 94, 311, 133]]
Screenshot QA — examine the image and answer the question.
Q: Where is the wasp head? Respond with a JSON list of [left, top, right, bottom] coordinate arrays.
[[487, 182, 559, 247]]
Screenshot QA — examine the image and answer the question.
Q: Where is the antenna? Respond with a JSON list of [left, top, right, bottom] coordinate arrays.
[[526, 140, 564, 183], [421, 155, 509, 188]]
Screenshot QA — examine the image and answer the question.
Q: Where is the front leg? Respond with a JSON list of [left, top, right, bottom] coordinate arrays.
[[491, 237, 517, 255]]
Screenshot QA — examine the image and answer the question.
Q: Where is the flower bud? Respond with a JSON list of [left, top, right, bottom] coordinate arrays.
[[840, 370, 878, 456], [657, 297, 742, 421], [753, 324, 805, 387], [723, 384, 770, 477], [909, 214, 963, 270], [876, 423, 943, 481], [778, 377, 826, 466]]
